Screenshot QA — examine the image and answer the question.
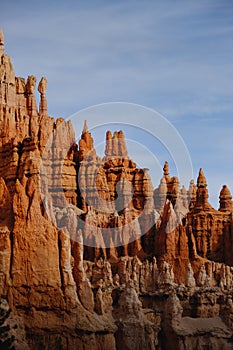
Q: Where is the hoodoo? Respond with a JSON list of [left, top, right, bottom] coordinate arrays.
[[0, 30, 233, 350]]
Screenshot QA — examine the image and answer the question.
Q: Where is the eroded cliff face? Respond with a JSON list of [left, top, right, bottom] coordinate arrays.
[[1, 29, 233, 350]]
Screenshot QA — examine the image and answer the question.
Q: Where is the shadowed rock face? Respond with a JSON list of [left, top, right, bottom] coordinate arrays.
[[0, 29, 233, 350]]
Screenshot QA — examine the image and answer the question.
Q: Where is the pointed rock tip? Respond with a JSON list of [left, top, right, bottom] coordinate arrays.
[[163, 161, 169, 176], [220, 185, 232, 198], [0, 28, 4, 44], [38, 77, 47, 94], [0, 176, 5, 184], [106, 130, 112, 139], [197, 168, 207, 187], [0, 28, 4, 54], [199, 168, 204, 175], [118, 130, 125, 138], [15, 179, 23, 193], [82, 120, 88, 134]]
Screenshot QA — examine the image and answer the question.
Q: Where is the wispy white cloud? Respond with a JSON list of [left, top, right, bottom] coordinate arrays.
[[2, 0, 233, 117]]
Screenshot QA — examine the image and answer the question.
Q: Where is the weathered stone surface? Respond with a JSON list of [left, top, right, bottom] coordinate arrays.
[[114, 280, 160, 350], [219, 185, 233, 212], [38, 77, 48, 116], [1, 29, 233, 349], [0, 298, 30, 350]]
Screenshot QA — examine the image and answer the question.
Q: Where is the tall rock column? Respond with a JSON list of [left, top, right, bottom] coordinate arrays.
[[26, 75, 37, 117], [0, 29, 15, 108], [104, 130, 128, 158], [195, 168, 212, 211], [15, 77, 31, 143], [38, 77, 48, 116], [0, 28, 16, 145], [78, 120, 96, 160], [26, 75, 40, 139], [0, 28, 4, 56], [219, 185, 233, 212]]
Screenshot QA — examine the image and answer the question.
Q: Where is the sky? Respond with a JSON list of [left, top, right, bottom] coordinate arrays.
[[1, 0, 233, 207]]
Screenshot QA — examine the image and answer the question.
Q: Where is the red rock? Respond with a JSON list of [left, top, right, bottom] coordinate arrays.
[[38, 77, 48, 116], [219, 185, 233, 212], [0, 29, 233, 350]]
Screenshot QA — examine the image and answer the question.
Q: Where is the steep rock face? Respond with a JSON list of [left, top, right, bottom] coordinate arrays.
[[0, 298, 30, 350], [0, 30, 116, 350], [114, 280, 161, 350], [1, 29, 233, 349], [77, 125, 156, 262], [161, 292, 232, 350]]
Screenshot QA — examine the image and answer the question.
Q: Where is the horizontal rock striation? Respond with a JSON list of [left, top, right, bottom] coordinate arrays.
[[0, 29, 233, 349]]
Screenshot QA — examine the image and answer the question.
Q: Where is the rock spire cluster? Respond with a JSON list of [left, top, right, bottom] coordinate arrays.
[[1, 29, 233, 349]]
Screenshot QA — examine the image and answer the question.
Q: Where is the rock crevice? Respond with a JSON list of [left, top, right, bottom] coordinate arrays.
[[1, 29, 233, 350]]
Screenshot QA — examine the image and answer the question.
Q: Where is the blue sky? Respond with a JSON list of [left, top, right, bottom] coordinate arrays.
[[1, 0, 233, 207]]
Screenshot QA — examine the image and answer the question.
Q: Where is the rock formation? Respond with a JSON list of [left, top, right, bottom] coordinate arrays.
[[1, 29, 233, 349]]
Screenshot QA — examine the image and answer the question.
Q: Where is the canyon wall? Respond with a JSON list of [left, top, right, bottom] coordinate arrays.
[[0, 29, 233, 349]]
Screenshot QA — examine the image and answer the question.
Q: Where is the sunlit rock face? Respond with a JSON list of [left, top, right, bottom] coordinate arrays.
[[0, 29, 233, 349]]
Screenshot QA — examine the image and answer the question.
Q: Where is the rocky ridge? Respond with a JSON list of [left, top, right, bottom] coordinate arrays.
[[0, 29, 233, 349]]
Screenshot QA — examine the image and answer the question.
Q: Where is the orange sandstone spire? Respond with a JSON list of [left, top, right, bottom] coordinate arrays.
[[197, 168, 207, 188], [79, 120, 94, 160], [219, 185, 233, 212], [163, 161, 171, 184], [104, 130, 128, 158], [0, 28, 4, 55], [105, 130, 112, 156], [38, 77, 48, 116], [82, 120, 88, 134], [194, 168, 213, 211], [163, 161, 169, 177]]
